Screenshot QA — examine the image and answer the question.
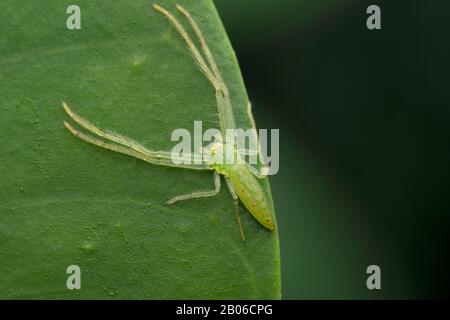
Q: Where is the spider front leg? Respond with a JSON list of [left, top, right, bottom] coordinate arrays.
[[62, 102, 210, 170]]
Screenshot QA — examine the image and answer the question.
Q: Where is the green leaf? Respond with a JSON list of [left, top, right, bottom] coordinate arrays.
[[0, 0, 280, 299]]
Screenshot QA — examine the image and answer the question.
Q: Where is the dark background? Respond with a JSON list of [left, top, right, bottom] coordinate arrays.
[[216, 0, 450, 299]]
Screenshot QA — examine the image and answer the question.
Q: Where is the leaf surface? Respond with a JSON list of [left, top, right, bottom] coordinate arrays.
[[0, 0, 280, 299]]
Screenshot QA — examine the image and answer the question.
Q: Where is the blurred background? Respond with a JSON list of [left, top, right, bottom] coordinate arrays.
[[216, 0, 450, 299]]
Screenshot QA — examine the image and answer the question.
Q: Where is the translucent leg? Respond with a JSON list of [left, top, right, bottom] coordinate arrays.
[[152, 4, 220, 91], [153, 4, 236, 134], [244, 101, 269, 178], [166, 172, 221, 204], [225, 177, 246, 241], [63, 102, 209, 170]]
